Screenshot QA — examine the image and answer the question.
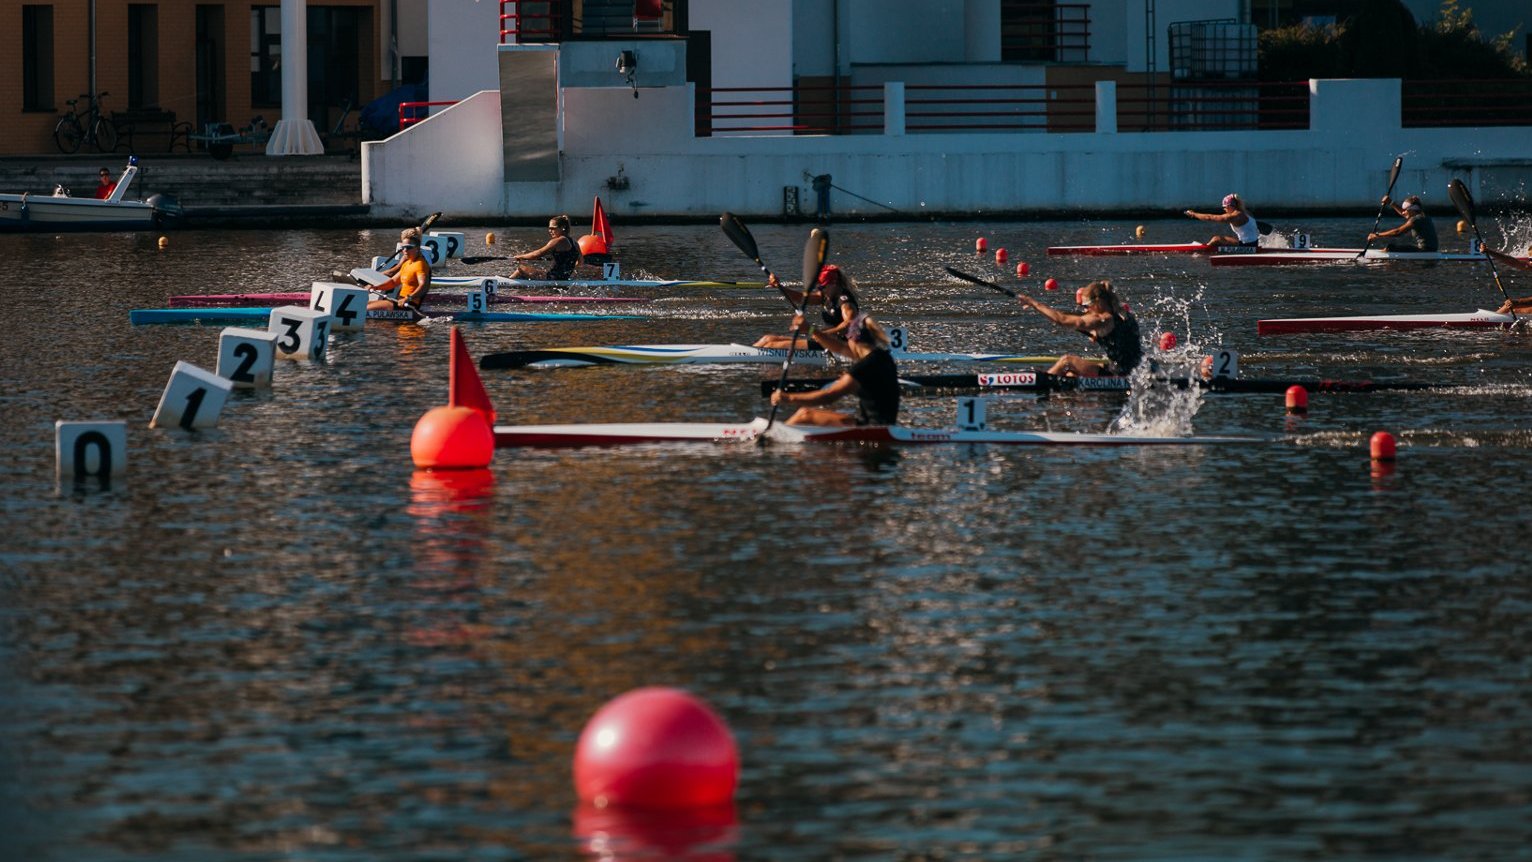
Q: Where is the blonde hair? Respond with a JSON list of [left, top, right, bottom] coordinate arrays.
[[1080, 280, 1127, 317], [400, 227, 423, 244]]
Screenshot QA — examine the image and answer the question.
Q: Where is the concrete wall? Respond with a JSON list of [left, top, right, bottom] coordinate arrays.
[[362, 90, 503, 214], [364, 78, 1532, 219], [428, 0, 503, 100]]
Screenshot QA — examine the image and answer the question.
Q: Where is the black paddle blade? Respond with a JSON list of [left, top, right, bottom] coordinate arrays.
[[802, 227, 829, 291], [1386, 156, 1403, 191], [720, 212, 761, 262], [420, 211, 443, 233], [1447, 179, 1475, 226], [459, 255, 509, 265], [1256, 220, 1274, 236], [944, 266, 1017, 298]]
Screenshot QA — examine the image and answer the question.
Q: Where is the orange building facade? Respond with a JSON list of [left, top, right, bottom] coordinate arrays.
[[3, 0, 391, 156]]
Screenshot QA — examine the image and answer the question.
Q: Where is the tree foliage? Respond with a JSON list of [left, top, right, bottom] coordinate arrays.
[[1258, 0, 1528, 80]]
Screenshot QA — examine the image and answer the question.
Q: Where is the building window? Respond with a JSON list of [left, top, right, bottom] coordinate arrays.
[[23, 5, 55, 112], [251, 6, 281, 107], [128, 5, 160, 108]]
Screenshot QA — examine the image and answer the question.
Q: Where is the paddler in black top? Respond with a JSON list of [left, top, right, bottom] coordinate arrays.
[[769, 314, 900, 426], [512, 214, 584, 280], [754, 264, 861, 357], [1369, 194, 1439, 252], [1016, 280, 1143, 377]]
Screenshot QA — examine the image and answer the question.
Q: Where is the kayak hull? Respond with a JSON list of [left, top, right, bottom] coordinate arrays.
[[130, 307, 641, 324], [1256, 309, 1515, 335]]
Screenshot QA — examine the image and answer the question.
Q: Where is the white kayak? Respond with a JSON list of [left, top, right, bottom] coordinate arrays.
[[1257, 308, 1517, 335], [493, 416, 1258, 448], [478, 342, 1060, 370]]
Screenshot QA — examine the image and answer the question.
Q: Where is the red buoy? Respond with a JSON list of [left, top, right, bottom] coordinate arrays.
[[574, 687, 739, 810], [411, 405, 494, 469], [975, 237, 987, 254], [1370, 430, 1397, 461], [1158, 332, 1178, 351], [1016, 261, 1030, 277], [1285, 385, 1309, 415], [1044, 277, 1059, 291], [995, 248, 1008, 265]]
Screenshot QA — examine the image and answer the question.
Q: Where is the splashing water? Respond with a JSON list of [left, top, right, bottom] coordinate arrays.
[[1110, 282, 1215, 436]]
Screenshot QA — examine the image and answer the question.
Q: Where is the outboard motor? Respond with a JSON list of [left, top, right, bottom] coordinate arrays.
[[147, 193, 185, 226]]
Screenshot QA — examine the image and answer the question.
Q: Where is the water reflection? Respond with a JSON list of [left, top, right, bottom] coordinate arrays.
[[573, 802, 738, 861]]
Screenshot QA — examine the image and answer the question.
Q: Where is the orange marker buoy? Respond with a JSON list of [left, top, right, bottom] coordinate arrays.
[[157, 236, 169, 249], [975, 237, 987, 254], [1159, 332, 1178, 351], [574, 687, 739, 810], [1370, 430, 1397, 461], [1135, 225, 1146, 239], [486, 232, 497, 245], [1199, 355, 1214, 379], [1285, 385, 1309, 415], [1456, 220, 1466, 234], [410, 405, 494, 470], [1016, 261, 1030, 277], [995, 248, 1008, 265], [1044, 277, 1059, 291]]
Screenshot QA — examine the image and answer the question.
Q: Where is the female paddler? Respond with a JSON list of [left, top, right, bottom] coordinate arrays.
[[1015, 280, 1143, 378], [512, 214, 583, 281], [1185, 193, 1260, 248], [755, 264, 861, 355], [769, 313, 900, 427], [367, 227, 432, 311]]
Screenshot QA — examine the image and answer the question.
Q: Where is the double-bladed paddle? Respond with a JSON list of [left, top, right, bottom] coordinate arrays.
[[760, 227, 830, 440], [721, 212, 800, 308], [1357, 157, 1404, 259], [1447, 178, 1514, 316], [945, 266, 1018, 298], [460, 255, 510, 265]]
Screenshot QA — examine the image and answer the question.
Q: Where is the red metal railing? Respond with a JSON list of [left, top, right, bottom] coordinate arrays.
[[399, 100, 461, 128], [1116, 79, 1309, 132], [905, 83, 1096, 132], [701, 84, 885, 135], [1403, 79, 1532, 127], [499, 1, 562, 44], [1000, 2, 1091, 63]]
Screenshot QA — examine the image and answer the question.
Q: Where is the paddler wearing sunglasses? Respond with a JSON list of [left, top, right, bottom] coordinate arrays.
[[367, 227, 433, 311]]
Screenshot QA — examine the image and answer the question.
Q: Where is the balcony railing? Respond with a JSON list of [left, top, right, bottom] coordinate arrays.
[[1000, 2, 1091, 63], [399, 100, 461, 128], [1403, 79, 1532, 128], [905, 83, 1095, 133], [1117, 79, 1309, 132], [701, 84, 886, 135]]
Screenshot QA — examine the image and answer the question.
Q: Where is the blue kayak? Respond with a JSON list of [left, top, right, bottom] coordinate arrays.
[[129, 307, 643, 325]]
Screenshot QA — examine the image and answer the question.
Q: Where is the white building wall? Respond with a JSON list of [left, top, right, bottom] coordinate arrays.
[[1090, 0, 1128, 65], [427, 0, 503, 101], [845, 0, 967, 64], [695, 0, 793, 89]]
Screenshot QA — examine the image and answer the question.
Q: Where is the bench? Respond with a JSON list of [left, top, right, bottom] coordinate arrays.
[[111, 109, 192, 154]]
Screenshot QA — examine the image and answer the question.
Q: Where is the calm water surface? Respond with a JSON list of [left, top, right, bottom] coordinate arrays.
[[3, 217, 1532, 861]]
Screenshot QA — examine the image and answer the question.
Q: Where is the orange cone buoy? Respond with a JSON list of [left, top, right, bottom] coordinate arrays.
[[1285, 385, 1309, 415], [1159, 332, 1178, 351], [1044, 278, 1059, 291], [975, 237, 987, 254], [1016, 261, 1030, 278], [995, 248, 1008, 265], [574, 687, 739, 810], [1370, 430, 1397, 461]]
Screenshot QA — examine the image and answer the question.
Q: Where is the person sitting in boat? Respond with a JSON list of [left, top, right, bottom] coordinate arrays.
[[1016, 280, 1143, 378], [367, 227, 432, 311], [1185, 194, 1259, 248], [94, 168, 116, 200], [754, 264, 861, 356], [1369, 195, 1439, 252], [769, 313, 900, 427], [512, 215, 583, 281]]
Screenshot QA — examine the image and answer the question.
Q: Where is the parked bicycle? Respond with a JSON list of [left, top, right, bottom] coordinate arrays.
[[54, 92, 118, 154]]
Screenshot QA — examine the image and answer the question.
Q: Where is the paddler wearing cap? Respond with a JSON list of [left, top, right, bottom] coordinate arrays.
[[769, 313, 901, 427], [1016, 280, 1143, 378], [367, 227, 433, 311], [1368, 194, 1439, 252], [754, 264, 861, 356], [1185, 194, 1260, 249]]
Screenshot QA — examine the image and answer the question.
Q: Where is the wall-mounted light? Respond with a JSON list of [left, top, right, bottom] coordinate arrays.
[[616, 50, 639, 99]]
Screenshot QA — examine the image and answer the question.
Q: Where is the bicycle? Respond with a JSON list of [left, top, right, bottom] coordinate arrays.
[[53, 92, 118, 154]]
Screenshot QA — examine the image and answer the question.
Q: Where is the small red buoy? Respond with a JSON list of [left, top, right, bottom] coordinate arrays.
[[574, 687, 739, 810], [1044, 278, 1059, 291], [1285, 385, 1309, 414], [1158, 332, 1178, 351], [410, 405, 495, 469], [995, 248, 1008, 265], [1370, 430, 1397, 461], [1016, 261, 1030, 277], [975, 237, 987, 254]]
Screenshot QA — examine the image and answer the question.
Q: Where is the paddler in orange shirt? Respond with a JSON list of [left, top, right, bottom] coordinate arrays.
[[368, 227, 433, 311]]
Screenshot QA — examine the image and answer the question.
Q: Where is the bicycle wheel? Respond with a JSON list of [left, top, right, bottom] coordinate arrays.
[[54, 117, 83, 154], [91, 117, 119, 153]]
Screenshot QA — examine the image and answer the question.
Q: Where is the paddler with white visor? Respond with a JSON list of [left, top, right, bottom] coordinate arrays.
[[1185, 193, 1260, 249]]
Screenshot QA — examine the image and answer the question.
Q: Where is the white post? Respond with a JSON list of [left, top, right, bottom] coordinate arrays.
[[266, 0, 325, 155], [1095, 81, 1117, 134], [884, 82, 905, 136]]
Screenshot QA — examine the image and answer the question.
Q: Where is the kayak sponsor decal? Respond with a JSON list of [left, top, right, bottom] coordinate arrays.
[[977, 372, 1037, 387], [1074, 377, 1132, 390]]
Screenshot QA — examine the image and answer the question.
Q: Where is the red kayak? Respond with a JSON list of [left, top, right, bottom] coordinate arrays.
[[168, 292, 650, 308]]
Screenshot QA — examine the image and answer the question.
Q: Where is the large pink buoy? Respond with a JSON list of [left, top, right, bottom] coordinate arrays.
[[574, 687, 739, 810], [975, 237, 987, 254], [995, 248, 1008, 265], [1016, 261, 1030, 277], [410, 406, 494, 469]]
